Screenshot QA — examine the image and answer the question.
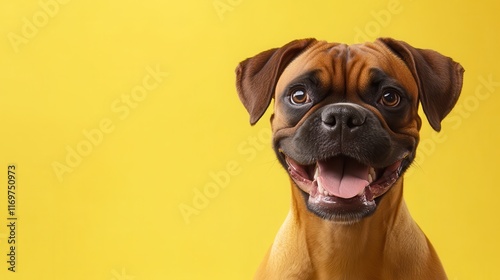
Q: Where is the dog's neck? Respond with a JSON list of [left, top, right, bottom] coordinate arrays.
[[258, 178, 445, 279]]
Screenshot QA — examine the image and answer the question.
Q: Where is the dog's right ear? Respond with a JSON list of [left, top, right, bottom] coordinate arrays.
[[236, 39, 317, 125]]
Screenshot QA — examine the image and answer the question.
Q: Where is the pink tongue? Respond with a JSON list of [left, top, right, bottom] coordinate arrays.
[[317, 157, 370, 199]]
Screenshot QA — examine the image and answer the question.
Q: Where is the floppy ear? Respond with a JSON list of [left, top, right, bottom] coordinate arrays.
[[235, 39, 317, 125], [377, 38, 465, 131]]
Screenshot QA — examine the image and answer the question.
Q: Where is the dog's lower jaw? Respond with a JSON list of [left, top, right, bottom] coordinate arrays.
[[254, 178, 447, 280]]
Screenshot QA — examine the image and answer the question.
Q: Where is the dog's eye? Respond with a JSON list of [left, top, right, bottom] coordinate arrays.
[[290, 88, 310, 105], [380, 90, 401, 107]]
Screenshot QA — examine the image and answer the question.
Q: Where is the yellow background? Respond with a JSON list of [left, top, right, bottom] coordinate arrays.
[[0, 0, 499, 279]]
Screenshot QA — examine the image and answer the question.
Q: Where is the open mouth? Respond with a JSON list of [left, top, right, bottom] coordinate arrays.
[[283, 153, 405, 205]]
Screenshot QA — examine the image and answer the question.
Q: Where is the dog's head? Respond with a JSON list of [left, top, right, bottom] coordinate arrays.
[[236, 38, 464, 223]]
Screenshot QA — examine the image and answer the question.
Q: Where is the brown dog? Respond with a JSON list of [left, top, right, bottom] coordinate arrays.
[[235, 38, 464, 279]]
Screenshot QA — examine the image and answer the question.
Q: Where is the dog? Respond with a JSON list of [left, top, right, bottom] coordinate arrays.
[[235, 38, 464, 279]]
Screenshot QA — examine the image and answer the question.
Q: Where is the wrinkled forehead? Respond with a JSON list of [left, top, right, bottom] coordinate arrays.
[[275, 41, 417, 97]]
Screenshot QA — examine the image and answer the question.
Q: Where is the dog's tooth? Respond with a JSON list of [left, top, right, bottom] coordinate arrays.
[[368, 173, 373, 184], [369, 168, 376, 180], [317, 180, 323, 194], [317, 179, 329, 196], [313, 165, 319, 180]]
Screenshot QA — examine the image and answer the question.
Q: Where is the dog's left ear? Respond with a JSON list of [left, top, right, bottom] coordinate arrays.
[[377, 38, 465, 131], [236, 39, 317, 125]]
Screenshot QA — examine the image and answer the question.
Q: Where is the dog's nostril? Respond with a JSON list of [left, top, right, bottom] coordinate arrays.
[[322, 114, 336, 127], [346, 115, 366, 128]]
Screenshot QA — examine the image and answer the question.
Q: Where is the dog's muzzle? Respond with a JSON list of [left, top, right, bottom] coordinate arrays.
[[276, 103, 410, 222]]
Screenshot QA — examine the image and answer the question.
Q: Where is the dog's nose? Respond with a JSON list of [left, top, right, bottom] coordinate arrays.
[[321, 104, 367, 131]]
